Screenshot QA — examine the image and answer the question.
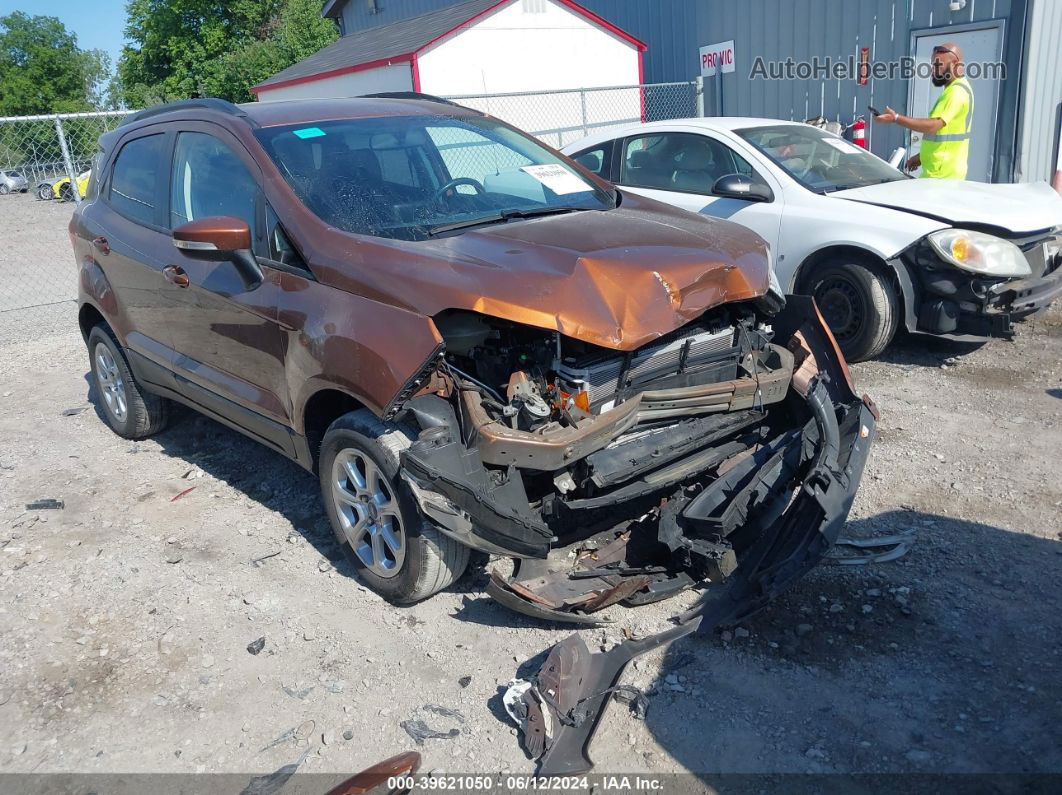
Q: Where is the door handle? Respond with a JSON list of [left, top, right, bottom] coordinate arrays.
[[92, 236, 109, 255], [162, 265, 190, 288]]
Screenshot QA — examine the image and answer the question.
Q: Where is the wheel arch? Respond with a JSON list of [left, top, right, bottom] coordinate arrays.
[[792, 244, 914, 327], [78, 302, 107, 343], [301, 387, 368, 472]]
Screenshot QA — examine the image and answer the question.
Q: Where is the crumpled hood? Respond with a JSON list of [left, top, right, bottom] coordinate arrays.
[[312, 191, 771, 351], [834, 179, 1062, 234]]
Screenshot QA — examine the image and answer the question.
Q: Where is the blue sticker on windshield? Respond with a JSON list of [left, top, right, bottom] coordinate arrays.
[[292, 127, 326, 139]]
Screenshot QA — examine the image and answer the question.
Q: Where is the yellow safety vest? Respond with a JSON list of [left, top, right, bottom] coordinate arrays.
[[919, 77, 973, 180]]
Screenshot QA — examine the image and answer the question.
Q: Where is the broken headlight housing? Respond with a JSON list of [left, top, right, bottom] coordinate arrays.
[[927, 229, 1031, 278]]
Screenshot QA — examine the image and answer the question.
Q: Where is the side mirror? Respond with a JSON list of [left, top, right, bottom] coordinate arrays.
[[711, 173, 772, 203], [172, 216, 263, 290]]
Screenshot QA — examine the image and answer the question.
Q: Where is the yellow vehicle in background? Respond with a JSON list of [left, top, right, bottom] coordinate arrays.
[[36, 170, 91, 202]]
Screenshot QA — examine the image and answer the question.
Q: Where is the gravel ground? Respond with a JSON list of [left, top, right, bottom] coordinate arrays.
[[0, 199, 1060, 783]]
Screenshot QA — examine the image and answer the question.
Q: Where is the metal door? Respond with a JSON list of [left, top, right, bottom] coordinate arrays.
[[908, 21, 1004, 182]]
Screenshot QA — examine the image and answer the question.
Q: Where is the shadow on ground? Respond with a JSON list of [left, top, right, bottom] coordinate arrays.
[[631, 511, 1062, 781], [877, 330, 986, 367]]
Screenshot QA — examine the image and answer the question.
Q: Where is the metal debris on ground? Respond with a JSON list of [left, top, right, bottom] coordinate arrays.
[[61, 407, 86, 416], [422, 704, 465, 721], [458, 675, 472, 688], [170, 486, 196, 502], [240, 750, 309, 795], [251, 550, 282, 567], [827, 531, 916, 565], [25, 499, 63, 510], [400, 719, 459, 745], [400, 704, 465, 745], [246, 637, 266, 655], [259, 724, 300, 753]]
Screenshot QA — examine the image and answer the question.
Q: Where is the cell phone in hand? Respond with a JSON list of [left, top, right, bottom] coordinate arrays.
[[868, 105, 881, 116]]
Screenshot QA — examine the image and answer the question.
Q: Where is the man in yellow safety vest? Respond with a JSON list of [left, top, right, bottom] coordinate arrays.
[[874, 42, 973, 180]]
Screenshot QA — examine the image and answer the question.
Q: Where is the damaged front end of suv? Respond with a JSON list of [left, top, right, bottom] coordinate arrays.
[[382, 242, 877, 771], [395, 289, 876, 626]]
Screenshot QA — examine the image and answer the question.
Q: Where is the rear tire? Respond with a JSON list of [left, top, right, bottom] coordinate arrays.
[[87, 324, 169, 439], [319, 409, 470, 603], [805, 258, 899, 362], [36, 184, 52, 201]]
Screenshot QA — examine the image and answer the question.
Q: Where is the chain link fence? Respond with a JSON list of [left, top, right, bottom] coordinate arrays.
[[0, 111, 127, 342], [0, 83, 702, 343], [451, 81, 699, 149]]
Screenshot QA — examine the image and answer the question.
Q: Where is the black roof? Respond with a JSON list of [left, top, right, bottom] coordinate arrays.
[[256, 0, 502, 89]]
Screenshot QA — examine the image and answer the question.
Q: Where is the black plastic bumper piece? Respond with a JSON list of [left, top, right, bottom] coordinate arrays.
[[912, 258, 1062, 338], [533, 398, 876, 776], [992, 263, 1062, 318]]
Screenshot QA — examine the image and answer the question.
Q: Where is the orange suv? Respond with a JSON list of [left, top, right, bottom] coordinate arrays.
[[72, 94, 875, 616]]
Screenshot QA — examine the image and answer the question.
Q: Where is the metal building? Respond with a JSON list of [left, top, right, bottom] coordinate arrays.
[[320, 0, 1061, 184]]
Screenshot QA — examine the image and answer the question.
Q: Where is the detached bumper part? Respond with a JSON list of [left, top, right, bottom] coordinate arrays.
[[521, 395, 876, 775]]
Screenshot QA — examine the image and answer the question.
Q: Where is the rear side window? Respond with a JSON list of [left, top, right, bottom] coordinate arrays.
[[620, 132, 765, 194], [109, 134, 164, 225], [169, 131, 257, 231], [570, 142, 613, 178]]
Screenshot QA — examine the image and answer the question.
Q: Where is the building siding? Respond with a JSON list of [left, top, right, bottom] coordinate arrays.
[[328, 0, 1049, 181], [685, 0, 1018, 164], [1016, 0, 1062, 182]]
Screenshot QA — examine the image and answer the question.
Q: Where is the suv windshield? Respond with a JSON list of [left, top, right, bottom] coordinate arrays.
[[256, 114, 614, 241], [737, 124, 906, 193]]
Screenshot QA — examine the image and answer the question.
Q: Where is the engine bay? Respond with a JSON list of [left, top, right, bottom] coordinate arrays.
[[433, 306, 788, 430], [394, 300, 872, 624]]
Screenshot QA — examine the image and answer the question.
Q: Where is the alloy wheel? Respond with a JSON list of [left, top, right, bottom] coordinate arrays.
[[330, 449, 405, 578], [94, 344, 128, 422]]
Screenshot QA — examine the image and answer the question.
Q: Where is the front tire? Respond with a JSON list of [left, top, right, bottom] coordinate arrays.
[[37, 184, 52, 201], [87, 324, 169, 439], [320, 410, 470, 604], [0, 184, 9, 195], [806, 258, 899, 362]]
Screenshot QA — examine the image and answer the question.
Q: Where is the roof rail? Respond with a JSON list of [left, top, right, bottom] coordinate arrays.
[[119, 98, 253, 128], [359, 91, 468, 109]]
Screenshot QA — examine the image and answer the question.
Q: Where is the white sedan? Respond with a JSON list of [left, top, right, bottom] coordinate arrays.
[[563, 118, 1062, 360]]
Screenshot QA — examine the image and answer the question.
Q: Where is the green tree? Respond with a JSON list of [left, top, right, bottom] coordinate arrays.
[[0, 12, 110, 115], [117, 0, 338, 107]]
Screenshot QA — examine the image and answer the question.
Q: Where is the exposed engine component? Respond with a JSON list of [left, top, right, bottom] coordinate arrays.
[[506, 371, 551, 431], [554, 321, 736, 410], [408, 299, 875, 634]]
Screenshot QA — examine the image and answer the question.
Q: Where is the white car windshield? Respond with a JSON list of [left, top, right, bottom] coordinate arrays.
[[738, 124, 906, 193], [256, 114, 614, 241]]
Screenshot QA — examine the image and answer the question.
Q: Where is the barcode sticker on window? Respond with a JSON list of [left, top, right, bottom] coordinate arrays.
[[822, 137, 861, 154], [520, 164, 590, 195]]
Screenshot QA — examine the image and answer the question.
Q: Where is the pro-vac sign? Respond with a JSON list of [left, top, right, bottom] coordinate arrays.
[[700, 40, 735, 76]]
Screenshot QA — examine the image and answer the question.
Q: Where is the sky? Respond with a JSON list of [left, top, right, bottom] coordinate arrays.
[[0, 0, 129, 75]]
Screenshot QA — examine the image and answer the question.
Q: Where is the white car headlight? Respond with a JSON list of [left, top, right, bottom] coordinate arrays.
[[927, 229, 1031, 278]]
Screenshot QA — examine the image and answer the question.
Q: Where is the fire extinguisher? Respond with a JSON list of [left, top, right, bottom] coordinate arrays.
[[851, 116, 868, 149]]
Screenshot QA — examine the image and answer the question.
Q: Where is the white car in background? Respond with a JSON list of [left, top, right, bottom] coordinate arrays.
[[563, 118, 1062, 360]]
